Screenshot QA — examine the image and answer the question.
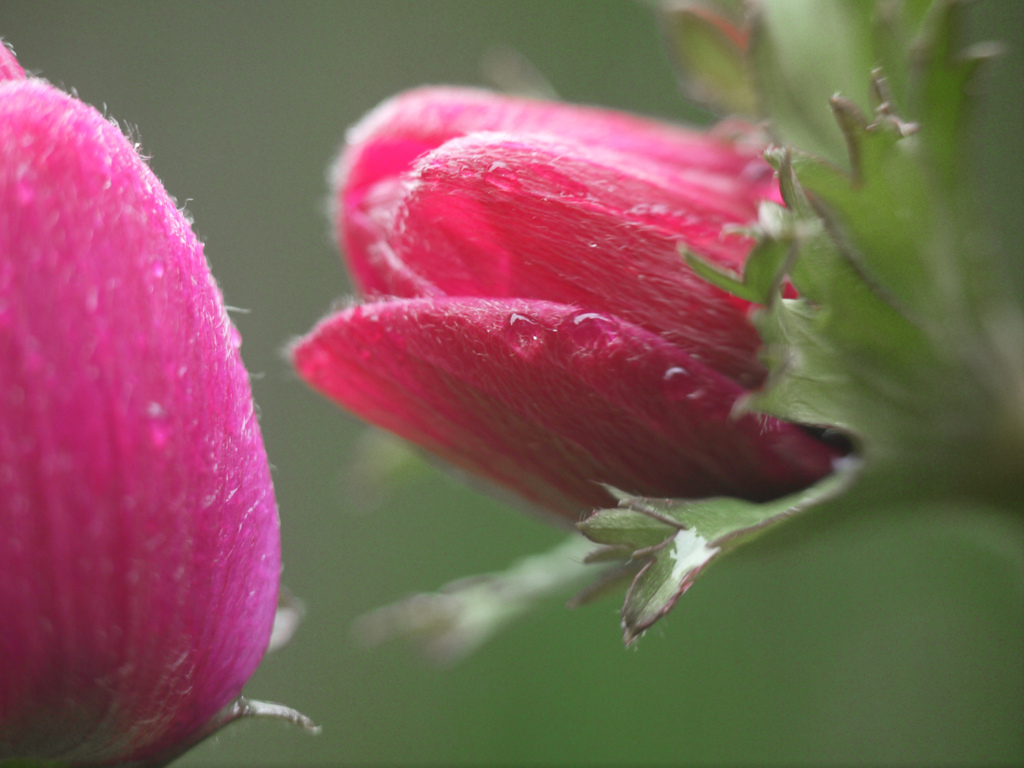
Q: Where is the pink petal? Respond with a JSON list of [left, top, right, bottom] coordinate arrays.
[[340, 123, 772, 387], [292, 298, 838, 520], [0, 80, 279, 762], [339, 86, 777, 211], [348, 131, 769, 387]]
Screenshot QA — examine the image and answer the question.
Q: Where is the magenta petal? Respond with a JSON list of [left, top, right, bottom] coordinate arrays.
[[340, 87, 777, 210], [292, 298, 838, 520], [1, 80, 279, 762], [344, 130, 767, 386]]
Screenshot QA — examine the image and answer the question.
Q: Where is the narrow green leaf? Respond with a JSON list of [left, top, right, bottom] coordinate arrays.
[[577, 506, 677, 550], [351, 535, 606, 663], [736, 224, 791, 303], [681, 203, 794, 306], [681, 247, 748, 298]]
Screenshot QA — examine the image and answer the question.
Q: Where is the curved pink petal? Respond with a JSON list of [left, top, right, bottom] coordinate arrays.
[[0, 79, 279, 762], [344, 129, 767, 386], [338, 86, 777, 213], [292, 298, 838, 520]]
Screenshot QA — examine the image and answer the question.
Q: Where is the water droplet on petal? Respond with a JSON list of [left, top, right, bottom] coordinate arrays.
[[484, 161, 521, 193], [663, 366, 687, 381], [506, 311, 542, 353], [568, 311, 619, 348]]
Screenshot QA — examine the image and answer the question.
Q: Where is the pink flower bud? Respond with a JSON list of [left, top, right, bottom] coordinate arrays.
[[0, 54, 280, 764], [293, 87, 838, 519]]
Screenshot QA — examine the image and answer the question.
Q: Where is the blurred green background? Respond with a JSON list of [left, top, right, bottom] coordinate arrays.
[[2, 1, 1021, 765]]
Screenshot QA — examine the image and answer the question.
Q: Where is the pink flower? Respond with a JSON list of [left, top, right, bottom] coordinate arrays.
[[0, 48, 280, 763], [292, 87, 838, 520]]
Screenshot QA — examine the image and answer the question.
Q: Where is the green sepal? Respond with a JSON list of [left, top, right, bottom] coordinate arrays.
[[868, 0, 934, 111], [746, 0, 957, 168], [576, 504, 678, 551], [578, 472, 851, 643], [910, 0, 1002, 194], [682, 213, 793, 306], [742, 0, 1023, 496], [747, 0, 876, 166], [625, 0, 1021, 645], [792, 100, 943, 321], [619, 529, 714, 642]]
